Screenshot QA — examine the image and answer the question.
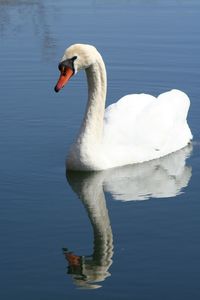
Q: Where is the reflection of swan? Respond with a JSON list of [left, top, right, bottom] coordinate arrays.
[[103, 144, 192, 201], [54, 43, 192, 171], [64, 171, 113, 289], [63, 145, 191, 288]]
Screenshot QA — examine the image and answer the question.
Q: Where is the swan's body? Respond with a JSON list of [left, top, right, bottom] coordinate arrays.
[[55, 44, 192, 171]]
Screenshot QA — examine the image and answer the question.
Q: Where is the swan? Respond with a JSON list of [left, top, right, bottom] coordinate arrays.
[[54, 43, 192, 171]]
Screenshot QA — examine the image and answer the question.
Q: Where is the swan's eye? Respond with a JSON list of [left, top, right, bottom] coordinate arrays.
[[71, 56, 77, 61], [58, 63, 63, 72], [57, 64, 66, 75], [58, 57, 77, 75]]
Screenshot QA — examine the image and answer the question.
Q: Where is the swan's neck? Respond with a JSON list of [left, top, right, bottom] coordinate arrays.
[[67, 54, 107, 170], [79, 56, 107, 144]]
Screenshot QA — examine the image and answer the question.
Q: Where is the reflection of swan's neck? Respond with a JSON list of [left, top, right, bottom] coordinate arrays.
[[78, 172, 113, 265], [83, 183, 113, 267], [79, 56, 107, 145], [67, 171, 113, 287]]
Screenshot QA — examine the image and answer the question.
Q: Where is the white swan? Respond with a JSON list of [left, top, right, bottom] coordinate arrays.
[[55, 43, 192, 171]]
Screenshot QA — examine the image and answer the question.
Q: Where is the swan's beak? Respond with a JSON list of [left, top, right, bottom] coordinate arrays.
[[54, 67, 74, 93]]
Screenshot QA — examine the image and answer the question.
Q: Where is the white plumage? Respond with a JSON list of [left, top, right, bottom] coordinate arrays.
[[55, 44, 192, 171], [103, 89, 192, 166]]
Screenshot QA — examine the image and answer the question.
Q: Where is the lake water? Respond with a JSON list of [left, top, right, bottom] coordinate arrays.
[[1, 0, 200, 299]]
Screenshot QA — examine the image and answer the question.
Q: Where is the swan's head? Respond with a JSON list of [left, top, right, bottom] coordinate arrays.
[[54, 44, 99, 93]]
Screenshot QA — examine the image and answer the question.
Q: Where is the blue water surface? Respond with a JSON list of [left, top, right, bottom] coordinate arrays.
[[0, 1, 200, 299]]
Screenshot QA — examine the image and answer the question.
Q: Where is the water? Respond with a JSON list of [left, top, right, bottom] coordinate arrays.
[[0, 0, 200, 299]]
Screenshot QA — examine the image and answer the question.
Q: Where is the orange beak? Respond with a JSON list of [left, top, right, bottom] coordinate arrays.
[[54, 66, 74, 93]]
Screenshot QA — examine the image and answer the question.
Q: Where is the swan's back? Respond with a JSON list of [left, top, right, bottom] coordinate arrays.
[[103, 89, 192, 167]]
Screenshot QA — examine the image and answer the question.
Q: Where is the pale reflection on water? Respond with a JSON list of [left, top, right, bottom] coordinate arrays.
[[103, 144, 192, 201], [65, 170, 113, 289], [65, 145, 192, 289], [0, 0, 55, 59]]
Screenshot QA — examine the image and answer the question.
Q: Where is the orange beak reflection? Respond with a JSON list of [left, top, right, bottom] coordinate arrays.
[[54, 66, 74, 93]]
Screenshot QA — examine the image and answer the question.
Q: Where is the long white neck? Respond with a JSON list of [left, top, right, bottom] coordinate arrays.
[[67, 53, 107, 170], [79, 55, 107, 144]]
